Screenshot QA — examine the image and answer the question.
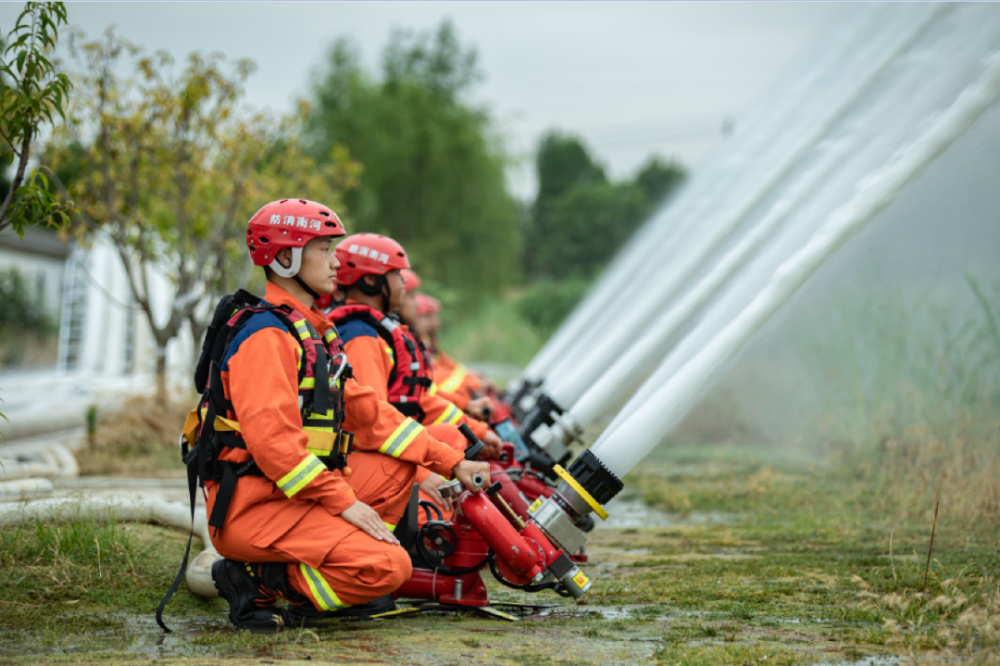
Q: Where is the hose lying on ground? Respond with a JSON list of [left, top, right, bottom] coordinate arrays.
[[0, 494, 222, 597]]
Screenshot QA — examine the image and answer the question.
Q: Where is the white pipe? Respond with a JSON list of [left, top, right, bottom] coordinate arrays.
[[590, 50, 1000, 478], [0, 478, 55, 502], [541, 3, 950, 401], [0, 443, 79, 481], [0, 495, 221, 597]]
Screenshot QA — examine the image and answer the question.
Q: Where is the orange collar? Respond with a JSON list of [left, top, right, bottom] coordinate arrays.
[[265, 282, 334, 335]]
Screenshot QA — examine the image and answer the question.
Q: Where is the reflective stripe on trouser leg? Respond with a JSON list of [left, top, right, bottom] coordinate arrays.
[[299, 564, 348, 611]]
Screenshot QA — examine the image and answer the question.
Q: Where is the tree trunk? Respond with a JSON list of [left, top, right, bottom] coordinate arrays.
[[155, 345, 167, 404], [188, 314, 208, 373]]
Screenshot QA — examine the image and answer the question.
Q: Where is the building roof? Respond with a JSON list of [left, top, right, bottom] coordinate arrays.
[[0, 226, 71, 260]]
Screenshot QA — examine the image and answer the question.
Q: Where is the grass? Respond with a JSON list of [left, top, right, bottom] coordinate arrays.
[[75, 396, 192, 478], [439, 294, 545, 367], [3, 443, 998, 665]]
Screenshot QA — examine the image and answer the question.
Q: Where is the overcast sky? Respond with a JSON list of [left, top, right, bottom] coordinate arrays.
[[1, 2, 846, 199]]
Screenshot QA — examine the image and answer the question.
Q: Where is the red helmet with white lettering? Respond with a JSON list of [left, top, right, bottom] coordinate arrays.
[[246, 199, 346, 278], [415, 293, 440, 316], [401, 269, 421, 293], [334, 233, 410, 287]]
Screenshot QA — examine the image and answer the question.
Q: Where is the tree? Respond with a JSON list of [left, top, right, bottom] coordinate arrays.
[[47, 29, 359, 399], [534, 132, 606, 206], [634, 156, 685, 212], [304, 20, 521, 304], [535, 180, 647, 280], [525, 132, 607, 277], [0, 2, 72, 238], [524, 131, 687, 281]]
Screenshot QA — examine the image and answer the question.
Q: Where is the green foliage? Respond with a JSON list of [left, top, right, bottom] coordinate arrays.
[[0, 268, 54, 335], [46, 27, 359, 395], [513, 133, 686, 343], [635, 156, 686, 206], [517, 276, 593, 338], [536, 180, 648, 280], [0, 2, 73, 238], [438, 295, 544, 367], [534, 131, 606, 205], [525, 132, 686, 282], [304, 20, 521, 305]]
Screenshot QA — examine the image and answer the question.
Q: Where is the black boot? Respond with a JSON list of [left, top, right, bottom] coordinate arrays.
[[211, 559, 291, 630], [288, 593, 397, 623]]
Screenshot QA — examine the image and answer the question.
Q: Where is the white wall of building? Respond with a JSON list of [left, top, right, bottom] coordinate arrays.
[[56, 236, 197, 393]]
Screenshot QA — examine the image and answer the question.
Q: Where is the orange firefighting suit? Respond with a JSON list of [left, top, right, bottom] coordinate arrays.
[[206, 283, 464, 611], [430, 349, 482, 411], [336, 300, 491, 520]]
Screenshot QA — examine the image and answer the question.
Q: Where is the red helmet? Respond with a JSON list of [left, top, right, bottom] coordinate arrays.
[[401, 269, 421, 292], [246, 199, 346, 278], [335, 233, 410, 286], [415, 293, 440, 316]]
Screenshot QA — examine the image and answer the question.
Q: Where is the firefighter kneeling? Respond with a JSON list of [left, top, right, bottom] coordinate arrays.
[[164, 199, 489, 630]]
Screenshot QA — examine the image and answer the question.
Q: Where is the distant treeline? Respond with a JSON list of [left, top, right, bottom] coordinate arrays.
[[3, 16, 688, 377], [303, 20, 687, 315]]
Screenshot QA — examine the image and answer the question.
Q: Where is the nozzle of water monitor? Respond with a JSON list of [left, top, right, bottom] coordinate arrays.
[[555, 450, 623, 520]]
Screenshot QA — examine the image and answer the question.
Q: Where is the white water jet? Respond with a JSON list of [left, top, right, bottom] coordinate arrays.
[[537, 4, 949, 402], [519, 4, 901, 385], [595, 3, 1000, 442], [547, 3, 951, 428], [590, 50, 1000, 478]]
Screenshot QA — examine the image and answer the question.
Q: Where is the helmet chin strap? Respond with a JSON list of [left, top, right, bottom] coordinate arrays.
[[294, 274, 321, 301], [380, 277, 392, 314], [355, 273, 392, 313], [269, 248, 320, 302]]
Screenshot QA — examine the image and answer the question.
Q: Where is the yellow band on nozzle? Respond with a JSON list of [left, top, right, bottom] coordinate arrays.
[[553, 464, 608, 521]]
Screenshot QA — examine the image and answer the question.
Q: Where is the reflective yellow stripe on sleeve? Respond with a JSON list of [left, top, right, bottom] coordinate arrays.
[[383, 346, 395, 362], [299, 564, 346, 611], [277, 454, 325, 498], [439, 365, 467, 394], [432, 403, 463, 426], [428, 382, 439, 396], [379, 418, 423, 458]]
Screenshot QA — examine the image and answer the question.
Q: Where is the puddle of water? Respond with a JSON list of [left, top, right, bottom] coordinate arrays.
[[598, 496, 732, 529], [0, 613, 236, 660], [826, 657, 905, 666], [523, 604, 704, 622]]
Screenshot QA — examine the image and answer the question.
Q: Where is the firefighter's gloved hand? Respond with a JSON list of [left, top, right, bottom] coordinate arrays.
[[341, 501, 400, 545], [453, 460, 491, 492], [480, 430, 504, 459], [465, 397, 492, 421], [420, 472, 454, 512]]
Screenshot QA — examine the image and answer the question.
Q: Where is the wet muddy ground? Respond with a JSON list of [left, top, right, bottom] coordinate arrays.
[[1, 443, 997, 665]]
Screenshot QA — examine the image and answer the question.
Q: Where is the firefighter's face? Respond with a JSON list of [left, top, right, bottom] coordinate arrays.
[[299, 237, 339, 295], [385, 269, 405, 313]]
